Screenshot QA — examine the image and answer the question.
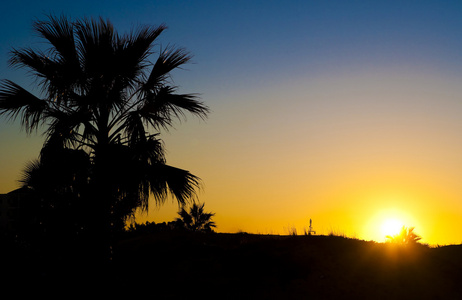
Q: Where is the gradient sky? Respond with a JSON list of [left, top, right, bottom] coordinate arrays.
[[2, 1, 462, 245]]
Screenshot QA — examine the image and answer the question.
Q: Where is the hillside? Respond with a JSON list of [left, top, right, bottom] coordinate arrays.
[[5, 232, 462, 299]]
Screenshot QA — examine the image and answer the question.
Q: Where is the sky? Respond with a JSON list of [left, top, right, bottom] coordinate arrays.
[[2, 1, 462, 245]]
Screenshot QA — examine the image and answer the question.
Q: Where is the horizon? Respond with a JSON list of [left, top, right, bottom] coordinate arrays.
[[2, 1, 462, 246]]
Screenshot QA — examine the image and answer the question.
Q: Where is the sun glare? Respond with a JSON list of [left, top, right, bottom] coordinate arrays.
[[381, 219, 403, 238], [364, 202, 423, 243]]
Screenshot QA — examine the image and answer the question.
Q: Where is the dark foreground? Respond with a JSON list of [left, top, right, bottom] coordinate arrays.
[[4, 232, 462, 299]]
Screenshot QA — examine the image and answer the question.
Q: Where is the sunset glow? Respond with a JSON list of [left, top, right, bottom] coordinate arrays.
[[2, 1, 462, 247], [381, 219, 403, 239]]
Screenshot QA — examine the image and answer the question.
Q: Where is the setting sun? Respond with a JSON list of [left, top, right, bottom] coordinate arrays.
[[363, 205, 423, 243], [381, 219, 403, 238]]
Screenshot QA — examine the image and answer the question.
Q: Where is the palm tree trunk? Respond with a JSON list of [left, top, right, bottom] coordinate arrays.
[[89, 139, 115, 262]]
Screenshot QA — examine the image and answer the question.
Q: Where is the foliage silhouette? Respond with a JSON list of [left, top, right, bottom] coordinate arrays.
[[175, 202, 216, 232], [20, 144, 92, 240], [125, 221, 179, 235], [0, 15, 208, 252], [386, 226, 422, 245], [285, 225, 297, 236]]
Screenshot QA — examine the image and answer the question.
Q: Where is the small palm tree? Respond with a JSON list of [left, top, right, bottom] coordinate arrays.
[[386, 226, 422, 245], [175, 202, 216, 232]]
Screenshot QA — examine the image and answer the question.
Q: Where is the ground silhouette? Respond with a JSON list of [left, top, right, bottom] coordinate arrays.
[[4, 232, 462, 299]]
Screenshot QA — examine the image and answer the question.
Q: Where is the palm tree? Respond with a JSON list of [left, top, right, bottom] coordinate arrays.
[[386, 226, 422, 245], [175, 202, 216, 232], [0, 15, 208, 240]]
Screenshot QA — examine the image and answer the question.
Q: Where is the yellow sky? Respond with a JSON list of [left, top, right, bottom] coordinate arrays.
[[133, 68, 462, 246]]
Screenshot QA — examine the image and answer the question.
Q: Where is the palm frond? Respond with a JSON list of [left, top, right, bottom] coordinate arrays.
[[130, 135, 166, 164], [9, 47, 49, 76], [0, 80, 48, 132], [176, 207, 193, 227], [75, 17, 116, 77], [10, 46, 81, 103], [115, 24, 167, 89], [33, 14, 80, 70], [44, 108, 89, 147], [138, 86, 208, 130], [147, 164, 201, 206], [122, 111, 147, 146], [160, 89, 209, 120], [19, 159, 42, 188], [144, 46, 193, 91]]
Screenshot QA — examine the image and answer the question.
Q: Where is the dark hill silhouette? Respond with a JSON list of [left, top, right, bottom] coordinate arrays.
[[4, 232, 462, 299]]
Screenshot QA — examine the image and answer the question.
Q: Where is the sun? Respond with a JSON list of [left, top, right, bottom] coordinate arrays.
[[380, 218, 403, 238], [365, 206, 422, 242]]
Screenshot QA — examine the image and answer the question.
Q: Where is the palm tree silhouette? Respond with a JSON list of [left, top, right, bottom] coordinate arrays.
[[20, 141, 92, 239], [175, 203, 216, 232], [386, 226, 422, 245], [0, 15, 209, 249]]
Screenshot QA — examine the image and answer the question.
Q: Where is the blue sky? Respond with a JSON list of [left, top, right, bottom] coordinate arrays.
[[3, 1, 462, 93], [2, 1, 462, 243]]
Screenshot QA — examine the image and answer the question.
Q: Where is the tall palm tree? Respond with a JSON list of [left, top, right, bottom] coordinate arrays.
[[0, 15, 209, 237]]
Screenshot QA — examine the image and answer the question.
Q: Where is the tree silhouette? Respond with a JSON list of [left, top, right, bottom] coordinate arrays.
[[19, 143, 92, 240], [386, 226, 422, 245], [0, 15, 209, 251], [175, 202, 216, 232]]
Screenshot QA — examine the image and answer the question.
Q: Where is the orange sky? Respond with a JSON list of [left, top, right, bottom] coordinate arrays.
[[131, 68, 462, 246], [3, 67, 462, 245]]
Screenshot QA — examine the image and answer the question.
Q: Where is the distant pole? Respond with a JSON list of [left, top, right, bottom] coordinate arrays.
[[308, 218, 316, 235]]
